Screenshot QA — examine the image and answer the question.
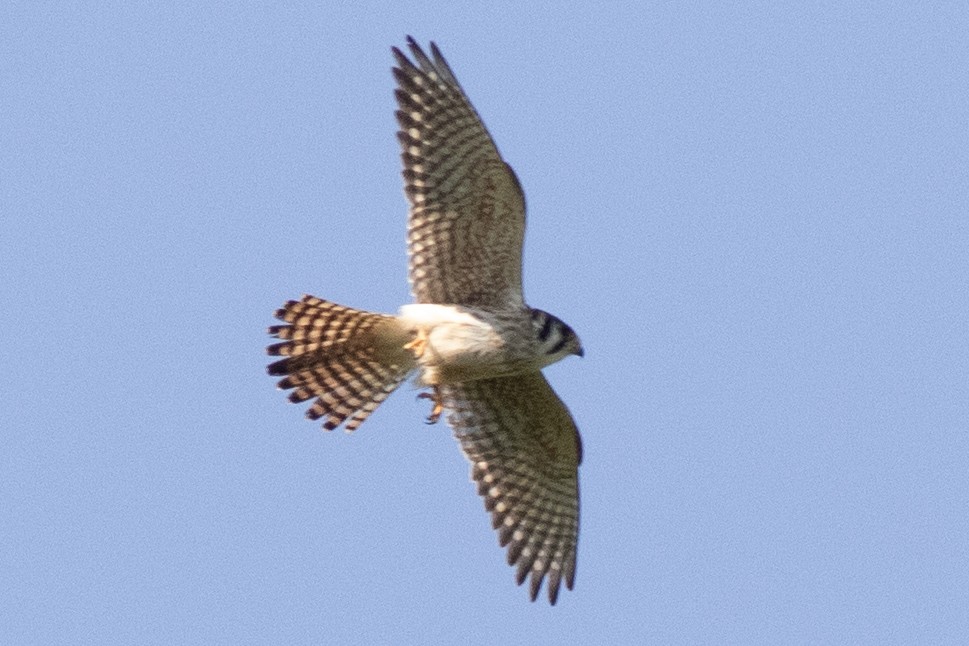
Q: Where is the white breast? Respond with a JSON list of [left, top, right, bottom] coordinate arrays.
[[397, 303, 507, 383], [398, 303, 485, 329]]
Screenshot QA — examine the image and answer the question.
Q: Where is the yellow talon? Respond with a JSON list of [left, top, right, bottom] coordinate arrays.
[[403, 329, 428, 359], [418, 387, 443, 424]]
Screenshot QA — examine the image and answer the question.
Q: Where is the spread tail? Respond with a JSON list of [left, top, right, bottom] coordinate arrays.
[[267, 295, 415, 431]]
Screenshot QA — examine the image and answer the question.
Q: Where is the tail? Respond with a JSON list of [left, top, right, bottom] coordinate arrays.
[[267, 295, 416, 431]]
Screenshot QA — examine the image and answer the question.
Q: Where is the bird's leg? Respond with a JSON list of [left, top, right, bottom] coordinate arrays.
[[407, 328, 441, 423], [418, 387, 444, 425], [403, 328, 428, 359]]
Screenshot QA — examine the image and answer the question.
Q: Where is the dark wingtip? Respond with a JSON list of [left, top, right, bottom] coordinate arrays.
[[529, 570, 543, 602], [429, 41, 446, 66], [391, 46, 410, 70], [547, 575, 561, 605], [405, 36, 421, 57]]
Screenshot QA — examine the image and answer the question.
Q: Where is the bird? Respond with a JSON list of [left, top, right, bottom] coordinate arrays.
[[266, 37, 584, 605]]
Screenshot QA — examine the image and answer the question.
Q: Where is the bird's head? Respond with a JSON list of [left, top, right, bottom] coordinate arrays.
[[530, 308, 584, 365]]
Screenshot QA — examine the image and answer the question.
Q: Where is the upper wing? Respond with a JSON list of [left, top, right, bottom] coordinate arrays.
[[441, 372, 581, 604], [393, 37, 526, 309]]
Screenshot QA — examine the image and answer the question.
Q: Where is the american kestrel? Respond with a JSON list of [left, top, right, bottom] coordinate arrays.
[[267, 37, 584, 604]]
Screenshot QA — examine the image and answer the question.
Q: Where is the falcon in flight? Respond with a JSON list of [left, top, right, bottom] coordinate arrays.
[[267, 37, 584, 604]]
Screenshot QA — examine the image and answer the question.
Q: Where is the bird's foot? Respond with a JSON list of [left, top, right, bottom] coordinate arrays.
[[418, 387, 443, 425], [403, 329, 428, 359]]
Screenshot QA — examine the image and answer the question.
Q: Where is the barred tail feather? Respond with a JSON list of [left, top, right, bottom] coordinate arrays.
[[267, 295, 415, 431]]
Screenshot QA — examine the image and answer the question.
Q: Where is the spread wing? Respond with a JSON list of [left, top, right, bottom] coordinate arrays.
[[441, 372, 582, 604], [393, 37, 526, 309]]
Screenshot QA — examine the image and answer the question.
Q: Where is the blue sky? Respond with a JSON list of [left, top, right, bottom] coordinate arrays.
[[2, 2, 967, 644]]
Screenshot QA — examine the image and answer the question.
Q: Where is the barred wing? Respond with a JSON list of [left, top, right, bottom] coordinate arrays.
[[441, 372, 582, 604], [393, 37, 526, 309]]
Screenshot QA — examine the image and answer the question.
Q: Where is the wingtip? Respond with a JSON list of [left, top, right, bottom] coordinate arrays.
[[429, 41, 448, 67], [529, 570, 542, 602], [391, 46, 410, 71], [405, 35, 422, 59]]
